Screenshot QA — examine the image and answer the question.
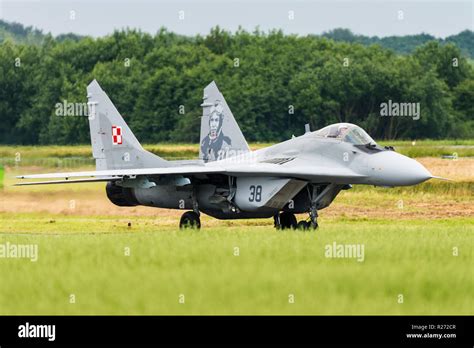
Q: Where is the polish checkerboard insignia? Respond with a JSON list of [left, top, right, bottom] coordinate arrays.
[[112, 126, 122, 145]]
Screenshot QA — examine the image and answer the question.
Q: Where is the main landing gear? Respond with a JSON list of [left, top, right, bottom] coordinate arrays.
[[179, 211, 201, 229], [274, 211, 318, 231], [180, 187, 201, 229]]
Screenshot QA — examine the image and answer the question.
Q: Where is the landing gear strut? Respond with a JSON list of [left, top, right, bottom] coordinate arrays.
[[309, 205, 319, 230], [180, 187, 201, 229], [306, 184, 320, 230]]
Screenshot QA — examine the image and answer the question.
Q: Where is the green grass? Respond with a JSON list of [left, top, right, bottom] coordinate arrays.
[[0, 214, 472, 315], [377, 140, 474, 158]]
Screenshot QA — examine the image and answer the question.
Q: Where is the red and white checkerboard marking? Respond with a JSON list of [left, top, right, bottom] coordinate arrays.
[[112, 126, 123, 145]]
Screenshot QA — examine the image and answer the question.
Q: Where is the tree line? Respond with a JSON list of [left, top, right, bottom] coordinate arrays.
[[0, 25, 472, 145], [3, 20, 473, 58], [321, 28, 474, 58]]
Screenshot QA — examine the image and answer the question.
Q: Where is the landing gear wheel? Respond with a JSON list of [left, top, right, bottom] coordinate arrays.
[[179, 211, 201, 229], [297, 221, 310, 231], [277, 212, 297, 230]]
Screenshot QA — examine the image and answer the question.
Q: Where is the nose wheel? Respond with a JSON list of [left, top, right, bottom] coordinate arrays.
[[297, 220, 311, 230], [179, 211, 201, 229]]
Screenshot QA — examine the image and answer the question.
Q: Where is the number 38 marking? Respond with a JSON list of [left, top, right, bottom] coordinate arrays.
[[249, 185, 262, 202]]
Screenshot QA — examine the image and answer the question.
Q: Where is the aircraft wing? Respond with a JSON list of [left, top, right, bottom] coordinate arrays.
[[16, 162, 366, 185]]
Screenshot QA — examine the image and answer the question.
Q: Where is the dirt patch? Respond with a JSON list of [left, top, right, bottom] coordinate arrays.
[[1, 190, 471, 221], [417, 157, 474, 181]]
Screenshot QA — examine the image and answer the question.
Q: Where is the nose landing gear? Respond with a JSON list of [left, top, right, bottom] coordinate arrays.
[[309, 205, 319, 230]]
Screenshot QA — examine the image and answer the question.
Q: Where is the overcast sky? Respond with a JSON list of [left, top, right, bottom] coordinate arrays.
[[0, 0, 472, 38]]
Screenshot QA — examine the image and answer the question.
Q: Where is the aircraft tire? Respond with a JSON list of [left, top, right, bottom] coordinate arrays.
[[179, 211, 201, 229], [279, 212, 297, 230]]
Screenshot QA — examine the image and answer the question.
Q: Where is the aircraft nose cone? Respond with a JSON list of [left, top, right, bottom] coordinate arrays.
[[367, 151, 432, 186]]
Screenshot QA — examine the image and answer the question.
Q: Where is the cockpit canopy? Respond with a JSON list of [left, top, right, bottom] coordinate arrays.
[[314, 123, 376, 146]]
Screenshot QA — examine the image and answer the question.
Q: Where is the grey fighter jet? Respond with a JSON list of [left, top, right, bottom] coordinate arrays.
[[16, 80, 439, 230]]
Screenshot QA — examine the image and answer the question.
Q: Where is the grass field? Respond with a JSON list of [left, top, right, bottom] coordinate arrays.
[[0, 216, 472, 315], [0, 142, 473, 315]]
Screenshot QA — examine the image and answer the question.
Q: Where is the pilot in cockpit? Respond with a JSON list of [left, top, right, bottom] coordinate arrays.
[[335, 125, 349, 139]]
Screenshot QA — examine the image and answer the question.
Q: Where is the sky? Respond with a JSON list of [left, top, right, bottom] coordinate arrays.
[[0, 0, 472, 38]]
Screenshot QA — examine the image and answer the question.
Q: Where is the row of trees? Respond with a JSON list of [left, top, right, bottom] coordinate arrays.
[[3, 20, 473, 57], [0, 27, 473, 144], [321, 28, 474, 57]]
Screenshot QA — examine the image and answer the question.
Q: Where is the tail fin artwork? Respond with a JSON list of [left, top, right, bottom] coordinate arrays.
[[199, 81, 250, 162], [87, 80, 169, 170]]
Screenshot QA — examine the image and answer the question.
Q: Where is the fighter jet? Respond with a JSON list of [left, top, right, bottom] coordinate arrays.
[[16, 80, 439, 230]]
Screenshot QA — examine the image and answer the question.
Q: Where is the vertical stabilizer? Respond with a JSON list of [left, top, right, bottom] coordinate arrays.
[[87, 80, 169, 170]]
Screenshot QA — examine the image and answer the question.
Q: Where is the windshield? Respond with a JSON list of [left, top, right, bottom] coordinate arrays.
[[314, 123, 376, 145]]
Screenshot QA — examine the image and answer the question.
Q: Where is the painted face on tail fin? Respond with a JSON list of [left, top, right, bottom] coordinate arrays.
[[199, 81, 250, 162], [209, 101, 225, 140]]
